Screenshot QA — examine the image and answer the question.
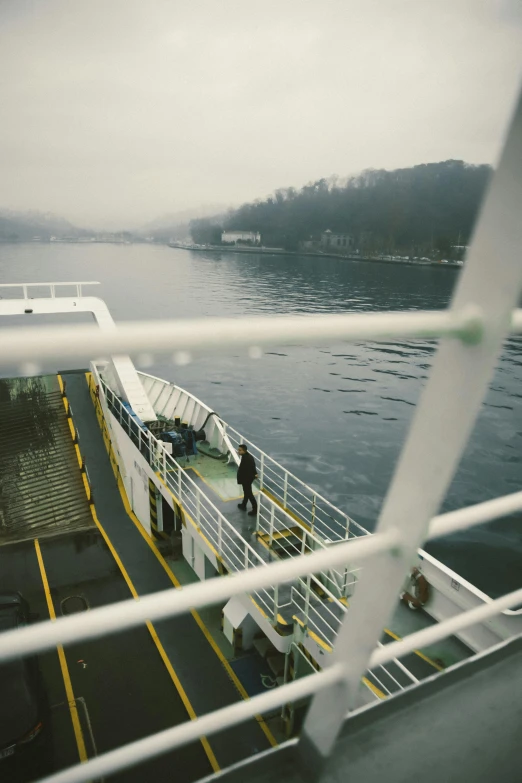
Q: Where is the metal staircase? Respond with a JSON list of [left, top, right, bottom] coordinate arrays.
[[0, 375, 93, 543]]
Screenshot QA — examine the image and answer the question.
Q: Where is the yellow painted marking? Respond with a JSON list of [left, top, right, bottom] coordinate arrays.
[[293, 615, 332, 652], [258, 527, 300, 543], [74, 444, 83, 469], [68, 418, 77, 442], [34, 540, 88, 763], [57, 374, 65, 394], [85, 373, 278, 749], [362, 676, 386, 700], [88, 499, 220, 770], [81, 473, 91, 501], [146, 621, 220, 772], [384, 628, 444, 671]]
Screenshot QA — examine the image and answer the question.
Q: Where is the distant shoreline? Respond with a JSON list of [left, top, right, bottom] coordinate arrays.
[[168, 242, 463, 270]]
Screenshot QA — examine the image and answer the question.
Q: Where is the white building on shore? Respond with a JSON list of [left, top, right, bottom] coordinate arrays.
[[320, 229, 355, 250], [221, 230, 261, 245]]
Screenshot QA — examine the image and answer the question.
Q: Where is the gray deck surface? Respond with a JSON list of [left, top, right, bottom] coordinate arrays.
[[64, 372, 272, 769]]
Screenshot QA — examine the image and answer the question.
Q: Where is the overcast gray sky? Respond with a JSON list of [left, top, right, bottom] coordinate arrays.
[[1, 0, 521, 228]]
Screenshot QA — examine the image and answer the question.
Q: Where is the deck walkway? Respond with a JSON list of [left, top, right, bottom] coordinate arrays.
[[63, 372, 274, 769]]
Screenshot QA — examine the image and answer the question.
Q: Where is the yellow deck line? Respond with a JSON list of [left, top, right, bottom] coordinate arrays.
[[34, 539, 88, 763], [68, 418, 77, 441], [66, 376, 220, 771], [293, 615, 333, 652], [85, 374, 277, 750], [88, 495, 220, 771], [384, 628, 444, 671], [121, 474, 278, 747], [362, 676, 386, 700]]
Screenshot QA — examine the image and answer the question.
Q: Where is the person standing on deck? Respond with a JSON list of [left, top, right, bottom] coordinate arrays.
[[237, 444, 258, 516]]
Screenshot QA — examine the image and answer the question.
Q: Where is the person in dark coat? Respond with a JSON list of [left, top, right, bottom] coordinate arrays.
[[237, 444, 258, 516]]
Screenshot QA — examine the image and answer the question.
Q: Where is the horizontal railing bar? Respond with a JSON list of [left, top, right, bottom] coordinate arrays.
[[0, 530, 399, 664], [369, 586, 522, 669], [0, 306, 496, 368], [428, 491, 522, 540], [36, 664, 344, 783], [0, 281, 100, 289]]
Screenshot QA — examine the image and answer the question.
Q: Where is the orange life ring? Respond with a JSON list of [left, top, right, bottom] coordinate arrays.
[[400, 567, 430, 610]]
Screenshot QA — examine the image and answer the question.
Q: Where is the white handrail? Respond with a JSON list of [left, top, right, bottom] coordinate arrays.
[[0, 306, 509, 368], [226, 424, 369, 537], [0, 281, 100, 299], [428, 491, 522, 540]]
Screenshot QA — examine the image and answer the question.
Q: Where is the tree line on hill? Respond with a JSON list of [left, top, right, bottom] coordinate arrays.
[[190, 160, 492, 256]]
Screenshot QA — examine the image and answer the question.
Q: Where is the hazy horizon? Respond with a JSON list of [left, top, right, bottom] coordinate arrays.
[[1, 0, 521, 229]]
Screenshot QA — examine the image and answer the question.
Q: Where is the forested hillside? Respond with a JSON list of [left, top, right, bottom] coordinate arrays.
[[191, 160, 492, 254]]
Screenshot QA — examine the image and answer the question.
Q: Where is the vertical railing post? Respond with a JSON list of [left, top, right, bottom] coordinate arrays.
[[196, 487, 201, 529], [303, 574, 311, 632], [217, 513, 222, 555], [311, 494, 316, 532], [22, 284, 28, 299], [147, 431, 153, 466], [300, 91, 522, 774], [344, 514, 350, 540], [244, 543, 249, 569], [283, 471, 288, 508], [162, 447, 166, 482], [259, 453, 265, 489], [343, 567, 349, 597], [273, 583, 279, 625], [177, 462, 182, 501], [269, 503, 275, 548], [138, 426, 142, 454]]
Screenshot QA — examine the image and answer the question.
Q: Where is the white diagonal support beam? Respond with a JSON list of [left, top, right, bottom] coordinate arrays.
[[299, 85, 522, 775]]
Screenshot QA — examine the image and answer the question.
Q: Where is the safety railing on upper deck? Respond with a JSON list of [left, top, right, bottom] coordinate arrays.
[[98, 375, 280, 622], [225, 424, 370, 543], [0, 281, 100, 299], [98, 373, 368, 628]]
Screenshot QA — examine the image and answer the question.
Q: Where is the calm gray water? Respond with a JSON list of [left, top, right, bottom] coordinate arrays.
[[1, 243, 521, 597]]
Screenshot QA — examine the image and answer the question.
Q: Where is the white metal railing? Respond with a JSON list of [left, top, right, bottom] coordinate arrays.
[[99, 376, 282, 621], [0, 281, 99, 299], [101, 374, 365, 627], [0, 86, 520, 783], [226, 424, 371, 543]]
